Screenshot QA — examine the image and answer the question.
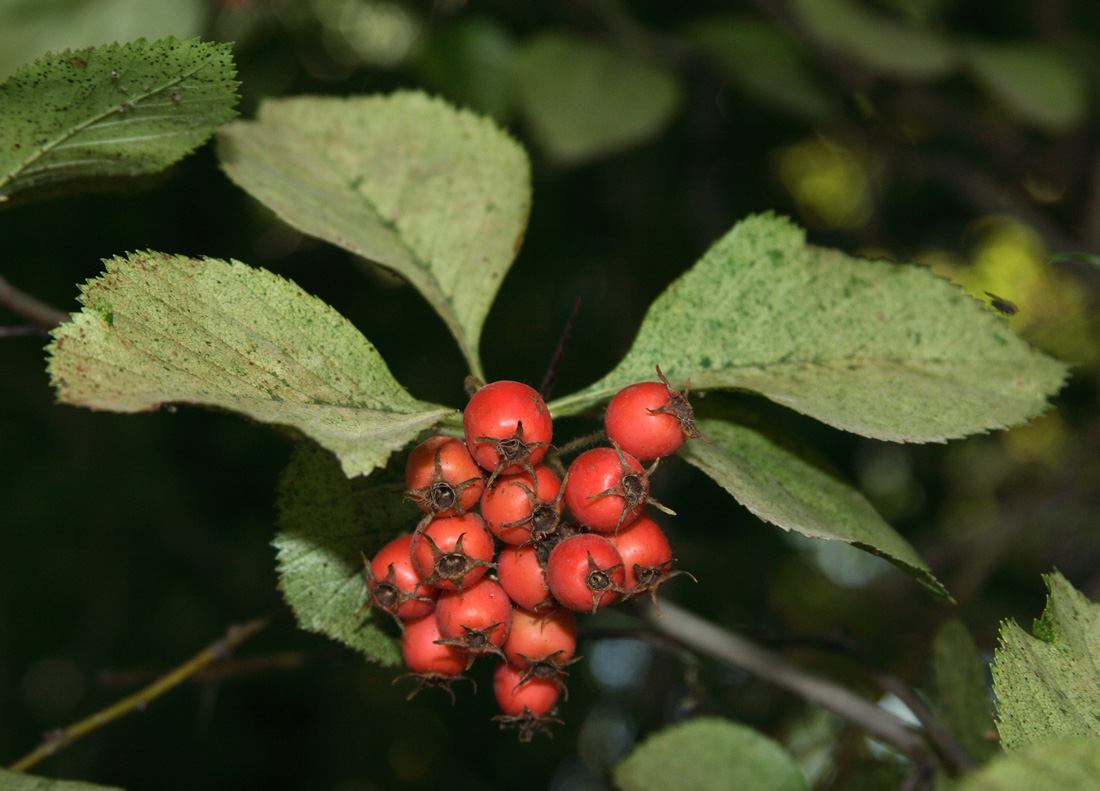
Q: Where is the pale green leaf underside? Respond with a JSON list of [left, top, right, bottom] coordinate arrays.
[[957, 738, 1100, 791], [965, 43, 1088, 133], [992, 571, 1100, 751], [217, 92, 531, 380], [275, 442, 417, 666], [47, 252, 451, 478], [680, 415, 948, 599], [549, 214, 1067, 443], [514, 32, 683, 166], [0, 37, 237, 203], [0, 0, 205, 82], [789, 0, 958, 79], [0, 768, 122, 791], [614, 717, 808, 791], [932, 619, 998, 761]]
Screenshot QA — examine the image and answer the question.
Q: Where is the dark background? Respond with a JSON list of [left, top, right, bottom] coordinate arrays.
[[2, 1, 1099, 789]]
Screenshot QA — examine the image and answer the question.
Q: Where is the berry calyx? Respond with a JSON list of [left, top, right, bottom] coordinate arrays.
[[492, 661, 563, 742], [357, 534, 437, 622], [480, 465, 564, 545], [545, 534, 626, 613], [604, 366, 709, 461], [411, 513, 495, 592], [397, 614, 473, 702], [434, 578, 513, 660], [463, 380, 554, 484], [564, 441, 672, 532], [405, 436, 485, 518]]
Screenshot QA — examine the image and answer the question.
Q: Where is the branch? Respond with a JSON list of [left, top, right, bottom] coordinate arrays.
[[8, 616, 272, 772], [0, 275, 69, 329], [636, 599, 929, 761]]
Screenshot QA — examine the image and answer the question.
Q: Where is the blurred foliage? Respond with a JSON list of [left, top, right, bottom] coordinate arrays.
[[3, 1, 1100, 790]]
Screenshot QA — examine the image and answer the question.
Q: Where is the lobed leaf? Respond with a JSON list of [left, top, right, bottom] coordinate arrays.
[[0, 769, 122, 791], [47, 252, 452, 478], [680, 412, 948, 599], [549, 214, 1068, 443], [956, 738, 1100, 791], [991, 571, 1100, 750], [0, 37, 237, 204], [614, 717, 808, 791], [274, 442, 418, 666], [931, 619, 998, 761], [218, 92, 531, 380], [513, 32, 683, 166], [965, 43, 1088, 133]]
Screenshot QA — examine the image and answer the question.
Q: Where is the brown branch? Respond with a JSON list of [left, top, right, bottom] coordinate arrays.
[[0, 275, 69, 328]]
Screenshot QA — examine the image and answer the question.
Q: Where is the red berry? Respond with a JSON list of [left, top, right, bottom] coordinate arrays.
[[504, 609, 578, 683], [401, 613, 468, 678], [405, 436, 485, 517], [435, 578, 513, 657], [564, 444, 657, 532], [480, 465, 564, 545], [604, 365, 708, 461], [360, 534, 438, 621], [610, 515, 694, 607], [545, 534, 626, 613], [463, 381, 553, 482], [493, 660, 561, 718], [498, 543, 556, 613], [411, 513, 494, 591]]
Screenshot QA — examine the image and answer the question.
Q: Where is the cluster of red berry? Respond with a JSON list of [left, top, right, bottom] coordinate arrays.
[[360, 368, 705, 740]]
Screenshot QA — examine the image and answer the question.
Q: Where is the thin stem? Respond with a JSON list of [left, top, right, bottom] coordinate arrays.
[[636, 599, 929, 761], [0, 275, 69, 328], [539, 297, 581, 402], [8, 616, 271, 772]]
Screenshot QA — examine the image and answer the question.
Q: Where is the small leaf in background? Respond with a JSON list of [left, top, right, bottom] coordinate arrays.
[[789, 0, 958, 79], [0, 37, 238, 204], [548, 214, 1068, 443], [687, 15, 835, 121], [991, 571, 1100, 750], [0, 0, 205, 81], [956, 738, 1100, 791], [931, 619, 998, 761], [47, 252, 452, 478], [218, 92, 531, 380], [274, 442, 418, 666], [614, 717, 809, 791], [513, 32, 683, 166], [680, 412, 948, 599], [416, 17, 518, 123], [965, 43, 1088, 133], [0, 769, 123, 791]]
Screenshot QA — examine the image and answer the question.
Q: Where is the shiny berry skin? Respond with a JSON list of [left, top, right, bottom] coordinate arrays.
[[604, 365, 707, 461], [401, 613, 468, 678], [493, 660, 561, 718], [363, 534, 437, 621], [463, 381, 553, 479], [504, 609, 577, 679], [564, 446, 648, 532], [481, 465, 563, 545], [609, 514, 673, 591], [411, 513, 494, 591], [405, 436, 485, 517], [545, 534, 625, 613], [498, 544, 555, 613], [435, 578, 513, 656]]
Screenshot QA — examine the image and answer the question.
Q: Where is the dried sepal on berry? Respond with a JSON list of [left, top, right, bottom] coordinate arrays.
[[651, 364, 709, 444]]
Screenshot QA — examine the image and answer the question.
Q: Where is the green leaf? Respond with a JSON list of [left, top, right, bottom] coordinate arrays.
[[0, 37, 238, 204], [789, 0, 958, 79], [513, 32, 683, 166], [274, 442, 417, 665], [956, 738, 1100, 791], [991, 571, 1100, 750], [0, 769, 122, 791], [549, 214, 1068, 443], [217, 92, 531, 380], [687, 15, 835, 121], [614, 717, 809, 791], [416, 17, 518, 123], [0, 0, 205, 82], [680, 411, 948, 599], [965, 43, 1088, 133], [47, 251, 452, 478], [931, 619, 998, 761]]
